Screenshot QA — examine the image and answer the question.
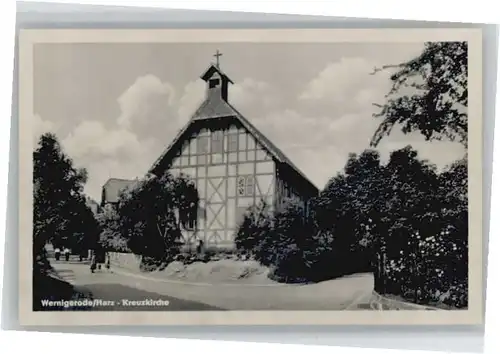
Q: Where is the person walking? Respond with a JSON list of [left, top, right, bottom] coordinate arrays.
[[54, 247, 61, 261], [196, 240, 205, 261], [63, 247, 71, 262], [105, 251, 111, 271], [90, 244, 106, 273], [90, 249, 97, 273]]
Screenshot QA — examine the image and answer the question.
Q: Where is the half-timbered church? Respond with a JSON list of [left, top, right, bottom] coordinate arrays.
[[103, 52, 319, 249]]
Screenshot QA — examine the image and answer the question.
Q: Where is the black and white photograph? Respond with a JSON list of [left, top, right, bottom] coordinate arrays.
[[18, 28, 483, 325]]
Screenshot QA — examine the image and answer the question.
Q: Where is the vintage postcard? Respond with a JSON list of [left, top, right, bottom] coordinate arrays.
[[18, 28, 483, 326]]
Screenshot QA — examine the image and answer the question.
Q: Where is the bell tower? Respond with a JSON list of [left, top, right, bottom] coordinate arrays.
[[200, 50, 234, 103]]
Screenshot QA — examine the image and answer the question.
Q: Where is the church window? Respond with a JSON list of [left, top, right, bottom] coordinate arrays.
[[237, 175, 255, 197], [246, 176, 255, 196], [228, 134, 238, 152], [197, 135, 209, 154], [211, 130, 224, 153], [209, 78, 220, 88], [237, 176, 246, 196]]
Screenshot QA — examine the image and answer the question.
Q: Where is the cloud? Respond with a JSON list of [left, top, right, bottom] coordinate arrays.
[[43, 51, 464, 202], [32, 113, 56, 146], [62, 119, 163, 202], [116, 75, 178, 141], [63, 120, 150, 161], [56, 74, 179, 200], [299, 57, 392, 115], [300, 58, 379, 98], [231, 78, 279, 113], [65, 74, 284, 200], [176, 80, 205, 121], [249, 109, 375, 189], [117, 74, 175, 128], [242, 56, 465, 190]]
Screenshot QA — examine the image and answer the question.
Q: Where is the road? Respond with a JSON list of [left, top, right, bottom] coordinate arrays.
[[48, 258, 222, 311], [43, 255, 376, 311], [39, 254, 436, 312]]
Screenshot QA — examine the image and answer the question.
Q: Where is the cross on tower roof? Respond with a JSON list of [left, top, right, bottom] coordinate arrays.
[[213, 49, 223, 67]]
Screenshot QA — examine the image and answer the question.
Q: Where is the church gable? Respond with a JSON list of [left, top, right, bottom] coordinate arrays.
[[145, 53, 319, 248], [163, 120, 277, 248], [167, 119, 275, 174]]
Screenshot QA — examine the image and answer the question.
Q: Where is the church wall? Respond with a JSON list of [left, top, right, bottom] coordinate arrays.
[[274, 164, 316, 213], [167, 121, 276, 249]]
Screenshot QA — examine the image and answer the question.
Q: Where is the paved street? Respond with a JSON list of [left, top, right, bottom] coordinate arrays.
[[39, 257, 432, 312], [48, 258, 222, 311], [43, 254, 377, 311]]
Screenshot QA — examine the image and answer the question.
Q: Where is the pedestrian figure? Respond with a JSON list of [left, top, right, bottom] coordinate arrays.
[[79, 248, 88, 262], [196, 240, 205, 260], [54, 247, 61, 261], [105, 252, 111, 271], [90, 250, 97, 273], [90, 245, 106, 273], [63, 247, 71, 262]]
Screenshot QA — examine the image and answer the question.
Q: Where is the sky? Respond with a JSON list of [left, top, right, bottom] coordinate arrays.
[[33, 42, 466, 201]]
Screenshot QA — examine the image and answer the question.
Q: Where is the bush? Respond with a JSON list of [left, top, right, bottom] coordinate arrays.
[[116, 173, 199, 266], [234, 148, 468, 310], [235, 198, 373, 284]]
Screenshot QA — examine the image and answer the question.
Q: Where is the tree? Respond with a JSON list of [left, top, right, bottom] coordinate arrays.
[[367, 42, 469, 307], [96, 204, 129, 252], [314, 149, 389, 277], [33, 133, 97, 261], [381, 146, 440, 301], [116, 172, 199, 264], [234, 200, 272, 257], [371, 42, 468, 147]]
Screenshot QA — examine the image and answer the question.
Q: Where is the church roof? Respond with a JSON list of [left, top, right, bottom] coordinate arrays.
[[101, 178, 137, 204], [191, 92, 238, 120], [149, 60, 318, 193], [149, 97, 318, 192], [200, 64, 234, 84]]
